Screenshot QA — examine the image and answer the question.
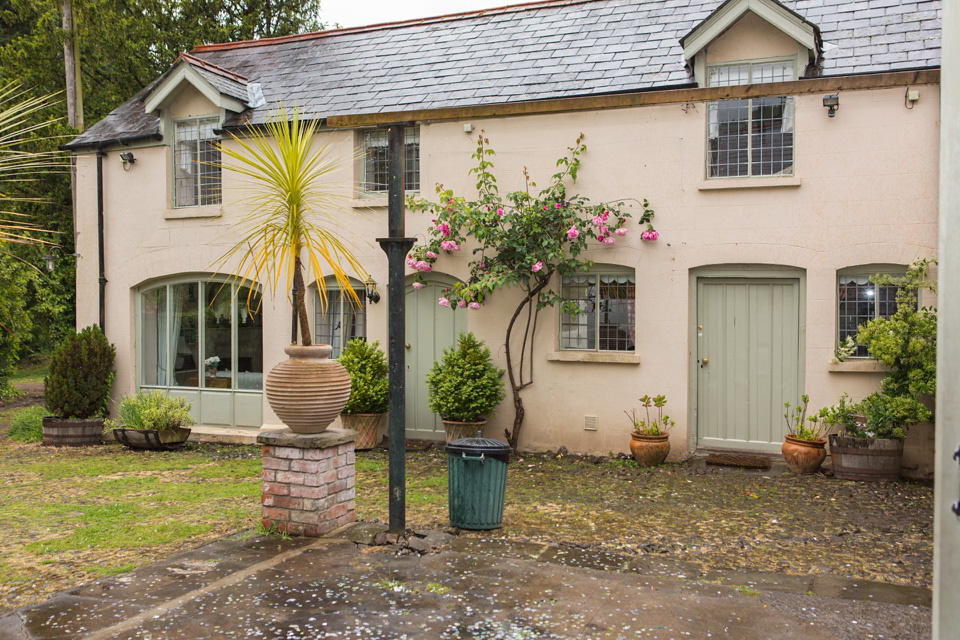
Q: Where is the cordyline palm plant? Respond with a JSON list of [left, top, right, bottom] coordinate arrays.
[[216, 105, 365, 346], [0, 82, 62, 248]]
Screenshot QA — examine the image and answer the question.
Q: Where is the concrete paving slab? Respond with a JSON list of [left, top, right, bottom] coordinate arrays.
[[0, 533, 933, 640]]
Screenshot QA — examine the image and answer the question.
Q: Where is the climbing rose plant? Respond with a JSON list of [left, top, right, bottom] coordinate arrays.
[[407, 133, 656, 448]]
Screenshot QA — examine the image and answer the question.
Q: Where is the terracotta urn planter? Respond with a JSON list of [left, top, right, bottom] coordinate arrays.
[[629, 433, 670, 467], [265, 345, 351, 434], [781, 436, 827, 475], [442, 419, 486, 443], [341, 413, 384, 450]]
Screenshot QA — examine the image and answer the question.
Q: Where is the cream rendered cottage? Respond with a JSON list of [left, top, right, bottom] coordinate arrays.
[[67, 0, 941, 474]]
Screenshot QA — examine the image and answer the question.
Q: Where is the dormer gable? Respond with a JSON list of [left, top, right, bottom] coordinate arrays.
[[144, 53, 262, 118], [681, 0, 822, 86]]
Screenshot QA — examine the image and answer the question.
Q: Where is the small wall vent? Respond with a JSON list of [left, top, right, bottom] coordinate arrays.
[[584, 415, 598, 431]]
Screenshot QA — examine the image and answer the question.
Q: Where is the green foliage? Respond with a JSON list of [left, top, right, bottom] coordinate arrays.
[[106, 391, 194, 432], [851, 392, 931, 440], [338, 339, 388, 415], [8, 405, 46, 442], [408, 133, 653, 446], [783, 394, 828, 441], [44, 325, 115, 419], [426, 332, 505, 423], [0, 254, 31, 395], [856, 259, 937, 398], [626, 394, 674, 436]]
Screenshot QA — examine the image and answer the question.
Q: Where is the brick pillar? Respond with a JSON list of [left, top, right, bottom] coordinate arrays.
[[257, 428, 356, 537]]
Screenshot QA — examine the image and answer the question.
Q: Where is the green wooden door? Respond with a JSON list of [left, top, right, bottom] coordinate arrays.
[[696, 278, 801, 452], [405, 276, 468, 440]]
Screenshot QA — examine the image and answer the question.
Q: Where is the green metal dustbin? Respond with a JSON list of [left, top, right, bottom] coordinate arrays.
[[446, 436, 511, 530]]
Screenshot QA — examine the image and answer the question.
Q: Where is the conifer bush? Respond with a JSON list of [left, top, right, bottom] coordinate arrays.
[[44, 325, 116, 420], [338, 339, 389, 415], [427, 332, 505, 423]]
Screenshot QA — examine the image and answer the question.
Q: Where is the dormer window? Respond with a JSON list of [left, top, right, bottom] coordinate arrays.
[[706, 60, 795, 179], [174, 117, 222, 207]]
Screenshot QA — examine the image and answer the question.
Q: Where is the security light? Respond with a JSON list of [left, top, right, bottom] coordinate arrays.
[[823, 94, 840, 117]]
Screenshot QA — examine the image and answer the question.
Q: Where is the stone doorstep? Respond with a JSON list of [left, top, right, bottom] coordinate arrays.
[[440, 534, 931, 608]]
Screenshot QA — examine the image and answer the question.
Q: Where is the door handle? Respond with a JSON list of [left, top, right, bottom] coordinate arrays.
[[700, 358, 709, 368], [405, 343, 411, 349]]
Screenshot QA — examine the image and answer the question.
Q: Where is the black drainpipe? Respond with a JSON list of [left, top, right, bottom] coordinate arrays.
[[97, 149, 107, 332]]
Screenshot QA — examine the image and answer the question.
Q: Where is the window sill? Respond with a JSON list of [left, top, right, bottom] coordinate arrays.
[[546, 351, 641, 365], [351, 198, 388, 209], [698, 176, 802, 191], [827, 359, 890, 373], [164, 204, 223, 220]]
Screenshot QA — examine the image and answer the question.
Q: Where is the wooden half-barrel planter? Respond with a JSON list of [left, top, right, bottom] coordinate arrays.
[[829, 434, 904, 481], [41, 418, 103, 447]]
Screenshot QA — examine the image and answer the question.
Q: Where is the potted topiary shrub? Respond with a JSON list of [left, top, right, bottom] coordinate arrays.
[[781, 395, 829, 475], [109, 391, 194, 451], [829, 391, 931, 481], [42, 325, 116, 446], [625, 394, 674, 467], [338, 338, 388, 450], [427, 332, 505, 443]]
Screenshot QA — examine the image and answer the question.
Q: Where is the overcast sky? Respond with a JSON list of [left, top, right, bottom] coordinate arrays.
[[321, 0, 514, 29]]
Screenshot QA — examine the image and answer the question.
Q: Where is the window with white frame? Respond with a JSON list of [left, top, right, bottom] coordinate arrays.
[[174, 117, 221, 207], [707, 60, 795, 178], [315, 279, 366, 358], [362, 127, 420, 193], [560, 270, 636, 352], [838, 269, 907, 358]]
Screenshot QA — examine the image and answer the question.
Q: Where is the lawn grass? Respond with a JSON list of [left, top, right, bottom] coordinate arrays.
[[9, 356, 49, 385], [0, 440, 261, 614]]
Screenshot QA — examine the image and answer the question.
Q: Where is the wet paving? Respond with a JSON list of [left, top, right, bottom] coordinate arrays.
[[0, 529, 931, 640]]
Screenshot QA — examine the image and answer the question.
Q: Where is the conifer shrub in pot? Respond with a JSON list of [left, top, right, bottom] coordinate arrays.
[[829, 391, 930, 481], [43, 325, 116, 446], [427, 332, 505, 443], [781, 395, 829, 475], [625, 394, 674, 467], [108, 391, 194, 451], [338, 339, 388, 450]]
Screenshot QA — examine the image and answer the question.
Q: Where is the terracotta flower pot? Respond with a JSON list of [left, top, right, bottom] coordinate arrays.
[[781, 435, 827, 475], [442, 419, 486, 443], [629, 433, 670, 467], [265, 345, 351, 434], [341, 413, 384, 450]]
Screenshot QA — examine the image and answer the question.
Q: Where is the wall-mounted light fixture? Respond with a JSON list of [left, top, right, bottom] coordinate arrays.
[[119, 151, 136, 170], [823, 94, 840, 118], [364, 276, 381, 303], [43, 245, 81, 272]]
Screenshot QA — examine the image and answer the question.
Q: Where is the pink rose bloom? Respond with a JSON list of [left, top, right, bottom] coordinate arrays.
[[532, 261, 543, 273], [598, 235, 605, 242], [412, 282, 424, 290], [417, 261, 432, 272], [457, 300, 467, 308], [406, 258, 417, 268], [642, 230, 659, 241], [543, 205, 548, 210], [438, 223, 450, 237], [438, 297, 450, 307], [603, 237, 616, 245], [566, 226, 579, 240], [602, 210, 610, 221], [615, 228, 628, 236], [469, 301, 481, 310], [425, 251, 437, 259], [592, 216, 603, 226], [448, 198, 454, 204], [555, 203, 562, 209], [440, 240, 455, 251], [497, 208, 505, 217]]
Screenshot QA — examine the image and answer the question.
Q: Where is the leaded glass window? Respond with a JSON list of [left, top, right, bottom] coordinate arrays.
[[560, 273, 635, 352], [707, 61, 795, 178], [174, 118, 221, 207], [315, 282, 366, 358], [362, 127, 420, 193], [838, 272, 905, 358]]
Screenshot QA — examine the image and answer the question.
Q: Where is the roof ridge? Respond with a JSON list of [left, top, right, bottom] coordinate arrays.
[[176, 52, 249, 83], [190, 0, 602, 53]]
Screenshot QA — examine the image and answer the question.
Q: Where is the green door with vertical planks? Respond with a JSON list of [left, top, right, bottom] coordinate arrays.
[[696, 278, 801, 452], [405, 275, 468, 440]]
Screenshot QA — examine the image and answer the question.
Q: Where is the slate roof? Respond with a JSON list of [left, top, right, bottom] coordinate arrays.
[[67, 0, 942, 150]]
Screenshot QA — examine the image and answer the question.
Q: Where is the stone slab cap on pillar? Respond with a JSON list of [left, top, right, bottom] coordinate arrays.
[[257, 428, 357, 449]]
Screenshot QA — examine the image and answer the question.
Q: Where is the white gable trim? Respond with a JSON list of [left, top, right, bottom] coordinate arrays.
[[144, 63, 247, 115], [682, 0, 817, 62]]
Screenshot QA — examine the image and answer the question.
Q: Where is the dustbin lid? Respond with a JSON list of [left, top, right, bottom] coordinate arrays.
[[446, 437, 512, 457]]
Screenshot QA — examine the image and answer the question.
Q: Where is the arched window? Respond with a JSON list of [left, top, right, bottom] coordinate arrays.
[[837, 265, 908, 358], [139, 278, 263, 390], [314, 277, 365, 358], [559, 266, 636, 352]]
